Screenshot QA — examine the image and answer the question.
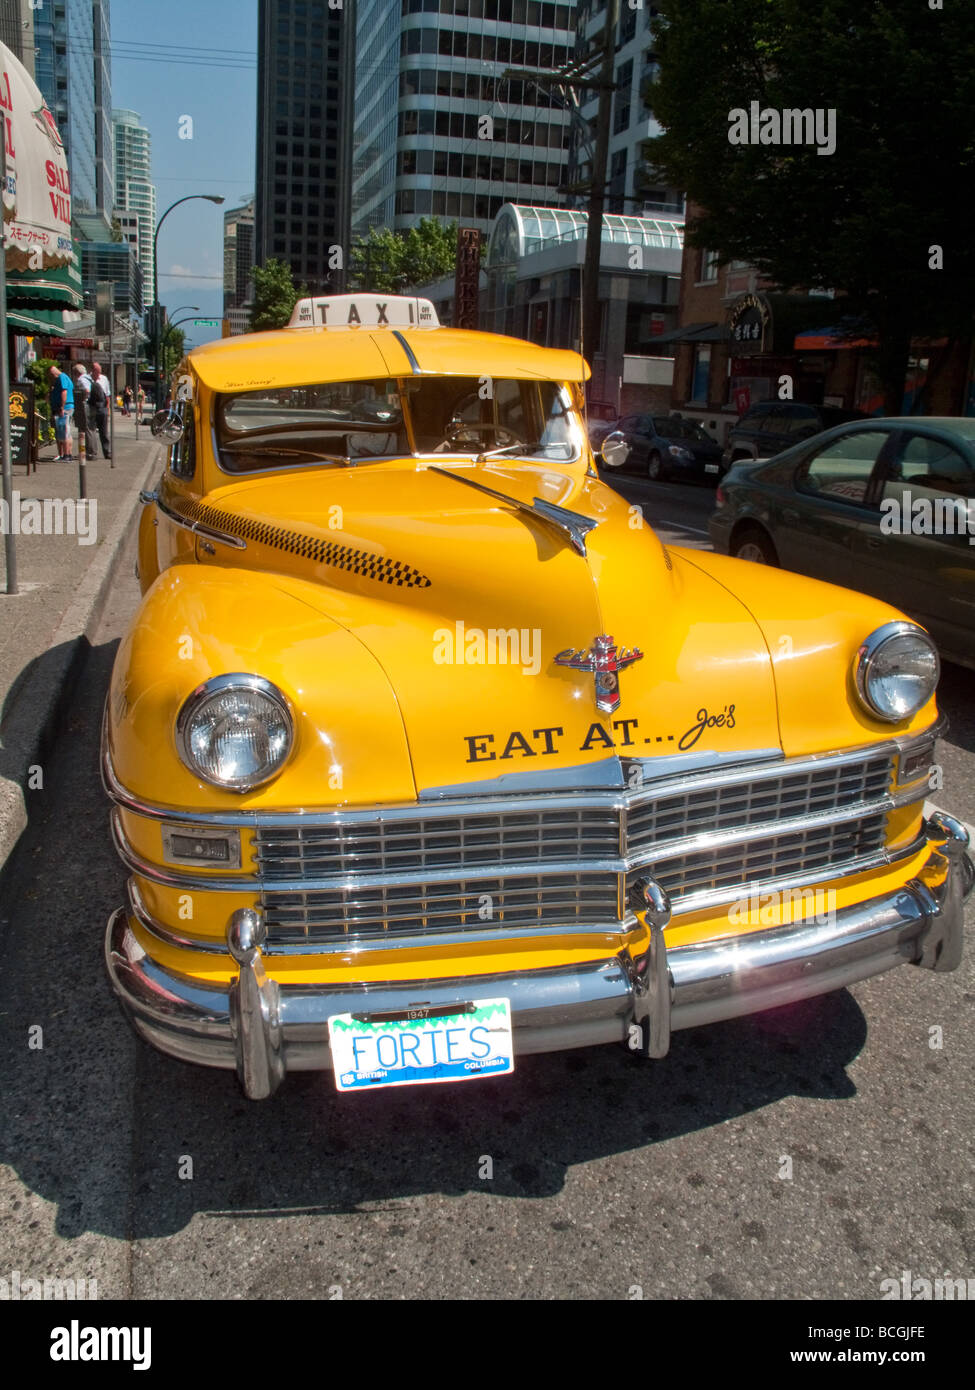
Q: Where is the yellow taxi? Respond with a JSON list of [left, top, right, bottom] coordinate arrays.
[[103, 294, 972, 1099]]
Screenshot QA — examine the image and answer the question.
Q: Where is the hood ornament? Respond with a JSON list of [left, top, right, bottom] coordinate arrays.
[[554, 634, 643, 714]]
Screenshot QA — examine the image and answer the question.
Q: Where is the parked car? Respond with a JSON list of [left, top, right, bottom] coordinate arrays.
[[709, 416, 975, 669], [604, 412, 725, 483], [724, 401, 868, 468], [103, 295, 970, 1101]]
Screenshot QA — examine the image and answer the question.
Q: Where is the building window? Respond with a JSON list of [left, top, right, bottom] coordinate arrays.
[[690, 344, 711, 403], [613, 60, 632, 134], [699, 249, 720, 283]]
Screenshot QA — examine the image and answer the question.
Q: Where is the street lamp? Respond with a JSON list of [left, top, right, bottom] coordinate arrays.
[[151, 195, 224, 406], [159, 313, 205, 387]]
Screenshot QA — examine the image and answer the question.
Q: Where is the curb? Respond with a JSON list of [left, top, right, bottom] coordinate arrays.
[[0, 444, 164, 879]]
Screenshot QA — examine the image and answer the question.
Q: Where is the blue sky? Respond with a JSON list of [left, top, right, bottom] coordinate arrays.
[[110, 0, 259, 346]]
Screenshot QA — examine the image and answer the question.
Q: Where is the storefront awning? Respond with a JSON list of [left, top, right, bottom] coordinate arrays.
[[5, 256, 82, 310], [648, 321, 728, 346], [794, 325, 876, 350]]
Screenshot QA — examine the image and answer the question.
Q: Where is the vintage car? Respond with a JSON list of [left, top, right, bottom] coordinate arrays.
[[103, 293, 972, 1101]]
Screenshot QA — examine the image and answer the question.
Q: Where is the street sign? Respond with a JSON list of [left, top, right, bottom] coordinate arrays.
[[193, 318, 220, 327]]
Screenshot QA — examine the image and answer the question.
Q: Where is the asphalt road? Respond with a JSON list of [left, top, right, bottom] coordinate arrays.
[[0, 506, 972, 1302]]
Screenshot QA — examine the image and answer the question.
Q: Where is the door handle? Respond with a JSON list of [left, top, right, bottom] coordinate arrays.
[[781, 508, 798, 524], [865, 537, 881, 550]]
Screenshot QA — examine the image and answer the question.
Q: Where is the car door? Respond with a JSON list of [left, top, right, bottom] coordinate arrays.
[[850, 429, 975, 664], [773, 427, 895, 588]]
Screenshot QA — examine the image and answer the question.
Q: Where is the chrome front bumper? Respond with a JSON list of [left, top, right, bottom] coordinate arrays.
[[105, 814, 972, 1100]]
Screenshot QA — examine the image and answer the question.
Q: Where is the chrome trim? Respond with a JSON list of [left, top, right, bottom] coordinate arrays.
[[112, 794, 905, 895], [156, 491, 247, 550], [391, 329, 422, 373], [420, 747, 784, 799], [174, 674, 295, 793], [128, 878, 229, 956], [853, 621, 940, 723], [103, 826, 970, 1098], [915, 812, 969, 971], [103, 730, 932, 829], [428, 464, 598, 556]]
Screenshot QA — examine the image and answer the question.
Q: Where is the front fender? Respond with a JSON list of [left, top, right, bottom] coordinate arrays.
[[107, 564, 416, 810]]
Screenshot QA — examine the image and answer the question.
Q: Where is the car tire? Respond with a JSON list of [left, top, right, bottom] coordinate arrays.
[[647, 451, 667, 482], [732, 525, 779, 566]]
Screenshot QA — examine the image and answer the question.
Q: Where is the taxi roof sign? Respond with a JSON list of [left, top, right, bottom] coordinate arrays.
[[288, 294, 440, 329]]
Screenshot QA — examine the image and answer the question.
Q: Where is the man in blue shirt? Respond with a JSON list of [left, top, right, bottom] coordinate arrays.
[[48, 363, 74, 460]]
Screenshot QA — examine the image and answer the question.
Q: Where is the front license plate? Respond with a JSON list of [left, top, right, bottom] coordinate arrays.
[[328, 998, 514, 1091], [705, 463, 719, 473]]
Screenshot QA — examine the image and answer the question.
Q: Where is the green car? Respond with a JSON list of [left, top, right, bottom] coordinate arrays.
[[709, 417, 975, 670]]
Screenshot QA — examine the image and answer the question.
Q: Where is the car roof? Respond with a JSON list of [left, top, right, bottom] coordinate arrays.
[[187, 325, 591, 392]]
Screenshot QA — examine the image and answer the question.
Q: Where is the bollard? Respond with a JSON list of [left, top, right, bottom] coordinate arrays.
[[77, 435, 87, 501]]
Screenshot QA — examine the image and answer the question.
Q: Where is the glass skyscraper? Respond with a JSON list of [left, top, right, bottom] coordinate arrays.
[[113, 109, 157, 306], [255, 0, 355, 294], [352, 0, 579, 240]]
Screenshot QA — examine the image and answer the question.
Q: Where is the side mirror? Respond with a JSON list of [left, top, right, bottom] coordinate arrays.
[[600, 430, 631, 469], [151, 409, 185, 443]]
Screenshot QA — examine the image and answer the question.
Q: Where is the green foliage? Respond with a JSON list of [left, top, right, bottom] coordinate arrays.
[[349, 218, 462, 293], [26, 356, 59, 442], [110, 215, 123, 243], [641, 0, 975, 407], [250, 258, 302, 331]]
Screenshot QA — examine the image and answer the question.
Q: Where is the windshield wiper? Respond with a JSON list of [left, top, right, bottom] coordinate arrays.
[[473, 439, 544, 463], [428, 465, 598, 556]]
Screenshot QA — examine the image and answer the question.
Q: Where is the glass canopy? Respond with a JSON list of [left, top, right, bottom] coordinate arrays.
[[487, 204, 685, 267]]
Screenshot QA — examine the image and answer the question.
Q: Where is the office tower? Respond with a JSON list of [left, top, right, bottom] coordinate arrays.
[[255, 0, 354, 292], [224, 198, 255, 317], [352, 0, 578, 240], [568, 1, 681, 216], [0, 0, 36, 77], [113, 109, 157, 305], [33, 0, 114, 221]]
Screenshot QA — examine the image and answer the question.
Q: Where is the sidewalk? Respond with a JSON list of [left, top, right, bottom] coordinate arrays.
[[0, 416, 163, 875]]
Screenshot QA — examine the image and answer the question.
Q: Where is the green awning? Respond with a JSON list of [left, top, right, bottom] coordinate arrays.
[[5, 257, 82, 310], [5, 303, 69, 334]]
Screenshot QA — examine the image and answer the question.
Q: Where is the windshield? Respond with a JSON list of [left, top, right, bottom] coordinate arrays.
[[215, 376, 582, 472], [652, 416, 712, 442]]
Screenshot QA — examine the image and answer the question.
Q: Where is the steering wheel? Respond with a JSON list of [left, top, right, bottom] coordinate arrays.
[[444, 419, 526, 451]]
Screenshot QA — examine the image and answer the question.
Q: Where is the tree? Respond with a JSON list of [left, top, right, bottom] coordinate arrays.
[[642, 0, 975, 412], [349, 218, 461, 293], [250, 258, 302, 330], [26, 357, 59, 442], [110, 215, 123, 242]]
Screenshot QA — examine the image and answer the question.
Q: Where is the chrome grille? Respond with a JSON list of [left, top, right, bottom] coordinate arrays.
[[255, 807, 620, 879], [630, 812, 889, 907], [256, 749, 898, 948], [626, 757, 892, 853], [262, 872, 620, 945]]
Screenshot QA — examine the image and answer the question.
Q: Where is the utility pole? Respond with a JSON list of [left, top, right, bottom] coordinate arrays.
[[501, 1, 619, 362], [581, 0, 619, 363]]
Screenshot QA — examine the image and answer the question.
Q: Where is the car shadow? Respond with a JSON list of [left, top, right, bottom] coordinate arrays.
[[0, 633, 869, 1241]]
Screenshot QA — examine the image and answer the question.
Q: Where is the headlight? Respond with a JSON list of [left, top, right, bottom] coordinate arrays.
[[176, 675, 294, 791], [853, 622, 939, 723], [668, 444, 693, 459]]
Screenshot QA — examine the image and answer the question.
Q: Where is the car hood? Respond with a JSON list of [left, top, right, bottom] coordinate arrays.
[[190, 460, 783, 795]]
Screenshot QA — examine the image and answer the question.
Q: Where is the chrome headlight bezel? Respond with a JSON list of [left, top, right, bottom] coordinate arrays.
[[853, 621, 940, 724], [175, 674, 294, 792]]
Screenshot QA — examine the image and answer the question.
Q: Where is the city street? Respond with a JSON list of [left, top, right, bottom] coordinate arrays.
[[1, 507, 971, 1302]]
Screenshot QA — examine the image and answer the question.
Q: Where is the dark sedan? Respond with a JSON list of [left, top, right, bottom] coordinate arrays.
[[605, 413, 725, 483], [709, 417, 975, 669]]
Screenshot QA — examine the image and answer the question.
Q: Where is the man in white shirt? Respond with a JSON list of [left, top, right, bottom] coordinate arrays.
[[90, 361, 112, 459], [71, 363, 98, 461]]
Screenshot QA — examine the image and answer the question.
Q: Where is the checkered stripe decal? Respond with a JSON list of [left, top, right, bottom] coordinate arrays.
[[168, 495, 433, 589]]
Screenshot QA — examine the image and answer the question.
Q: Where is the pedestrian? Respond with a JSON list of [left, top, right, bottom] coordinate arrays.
[[48, 363, 74, 460], [90, 362, 112, 459], [122, 385, 133, 417], [136, 385, 145, 423], [71, 362, 98, 462]]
